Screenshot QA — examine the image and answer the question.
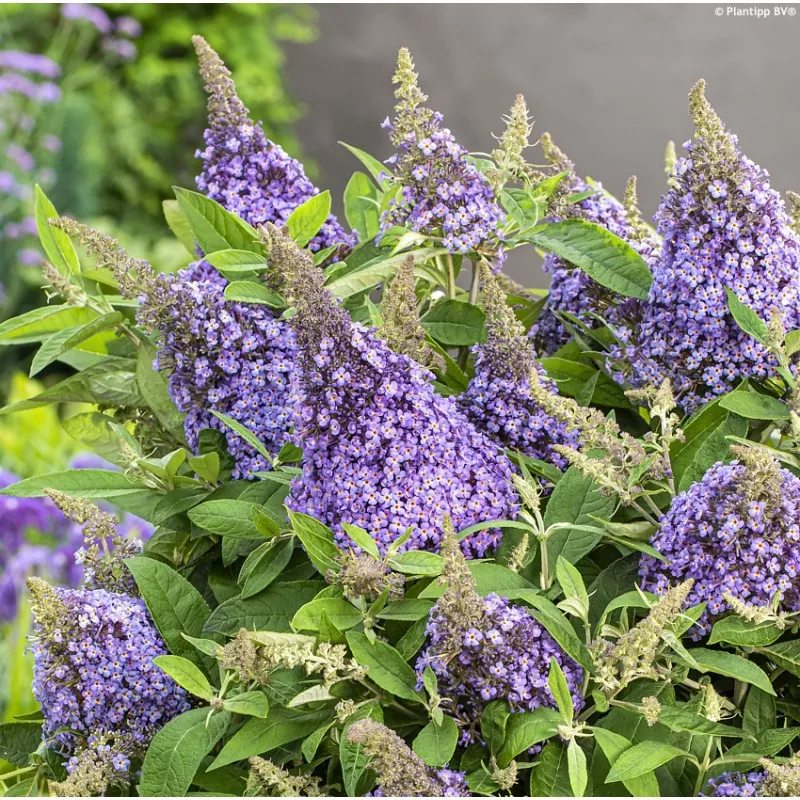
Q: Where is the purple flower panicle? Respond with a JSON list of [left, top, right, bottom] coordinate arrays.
[[147, 260, 299, 479], [462, 265, 579, 470], [623, 81, 800, 411], [416, 592, 583, 742], [285, 253, 518, 557], [380, 49, 504, 263], [30, 583, 190, 773], [193, 36, 354, 259], [640, 455, 800, 638]]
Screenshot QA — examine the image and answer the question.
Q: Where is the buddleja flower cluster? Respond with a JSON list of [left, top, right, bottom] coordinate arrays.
[[284, 240, 518, 556], [623, 80, 800, 411], [530, 138, 657, 355], [29, 580, 190, 786], [415, 523, 583, 741], [347, 718, 468, 797], [193, 35, 354, 258], [151, 259, 298, 479], [640, 449, 800, 637], [702, 771, 768, 797], [461, 263, 579, 470], [380, 49, 504, 262]]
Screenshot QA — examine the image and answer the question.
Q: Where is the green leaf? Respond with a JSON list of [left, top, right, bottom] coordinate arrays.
[[292, 598, 363, 632], [656, 705, 755, 739], [556, 556, 589, 621], [154, 655, 214, 701], [606, 741, 689, 783], [210, 707, 331, 770], [686, 648, 775, 695], [340, 141, 391, 188], [413, 716, 459, 768], [346, 631, 425, 704], [724, 728, 800, 760], [188, 500, 265, 539], [174, 187, 259, 254], [418, 561, 535, 600], [591, 727, 660, 797], [708, 616, 782, 647], [725, 288, 769, 345], [0, 305, 98, 346], [223, 281, 284, 308], [516, 593, 593, 671], [126, 556, 214, 670], [205, 249, 268, 273], [140, 708, 230, 796], [743, 688, 776, 735], [387, 551, 442, 576], [377, 599, 434, 621], [526, 219, 652, 299], [35, 185, 79, 274], [163, 199, 197, 255], [544, 467, 615, 566], [497, 707, 562, 766], [222, 691, 270, 718], [677, 413, 747, 493], [0, 468, 142, 499], [758, 640, 800, 677], [0, 721, 42, 767], [137, 340, 188, 446], [719, 390, 789, 421], [204, 581, 323, 635], [289, 511, 341, 575], [344, 172, 380, 241], [238, 538, 295, 599], [421, 299, 487, 346], [30, 312, 123, 377], [325, 247, 440, 299], [530, 742, 572, 797], [287, 191, 332, 247], [548, 657, 575, 722], [567, 739, 588, 798], [480, 701, 511, 755], [341, 522, 381, 559], [208, 409, 273, 463]]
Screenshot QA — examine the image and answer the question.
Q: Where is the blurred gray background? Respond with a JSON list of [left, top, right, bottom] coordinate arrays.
[[284, 3, 800, 287]]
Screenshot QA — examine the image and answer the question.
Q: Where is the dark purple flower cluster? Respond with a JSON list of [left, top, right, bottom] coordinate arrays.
[[148, 260, 299, 479], [640, 458, 800, 638], [462, 267, 579, 470], [193, 36, 354, 258], [285, 257, 518, 557], [380, 49, 504, 262], [622, 81, 800, 412], [529, 138, 654, 356], [30, 585, 191, 770], [701, 771, 767, 797], [416, 593, 584, 742], [0, 469, 81, 621]]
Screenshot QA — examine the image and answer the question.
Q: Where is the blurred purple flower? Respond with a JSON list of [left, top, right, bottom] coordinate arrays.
[[115, 15, 142, 38], [0, 50, 61, 78], [61, 3, 113, 33], [42, 134, 62, 152]]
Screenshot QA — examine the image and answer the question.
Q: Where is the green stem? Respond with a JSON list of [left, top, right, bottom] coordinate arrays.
[[693, 737, 715, 797], [468, 259, 480, 305], [446, 254, 456, 300]]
